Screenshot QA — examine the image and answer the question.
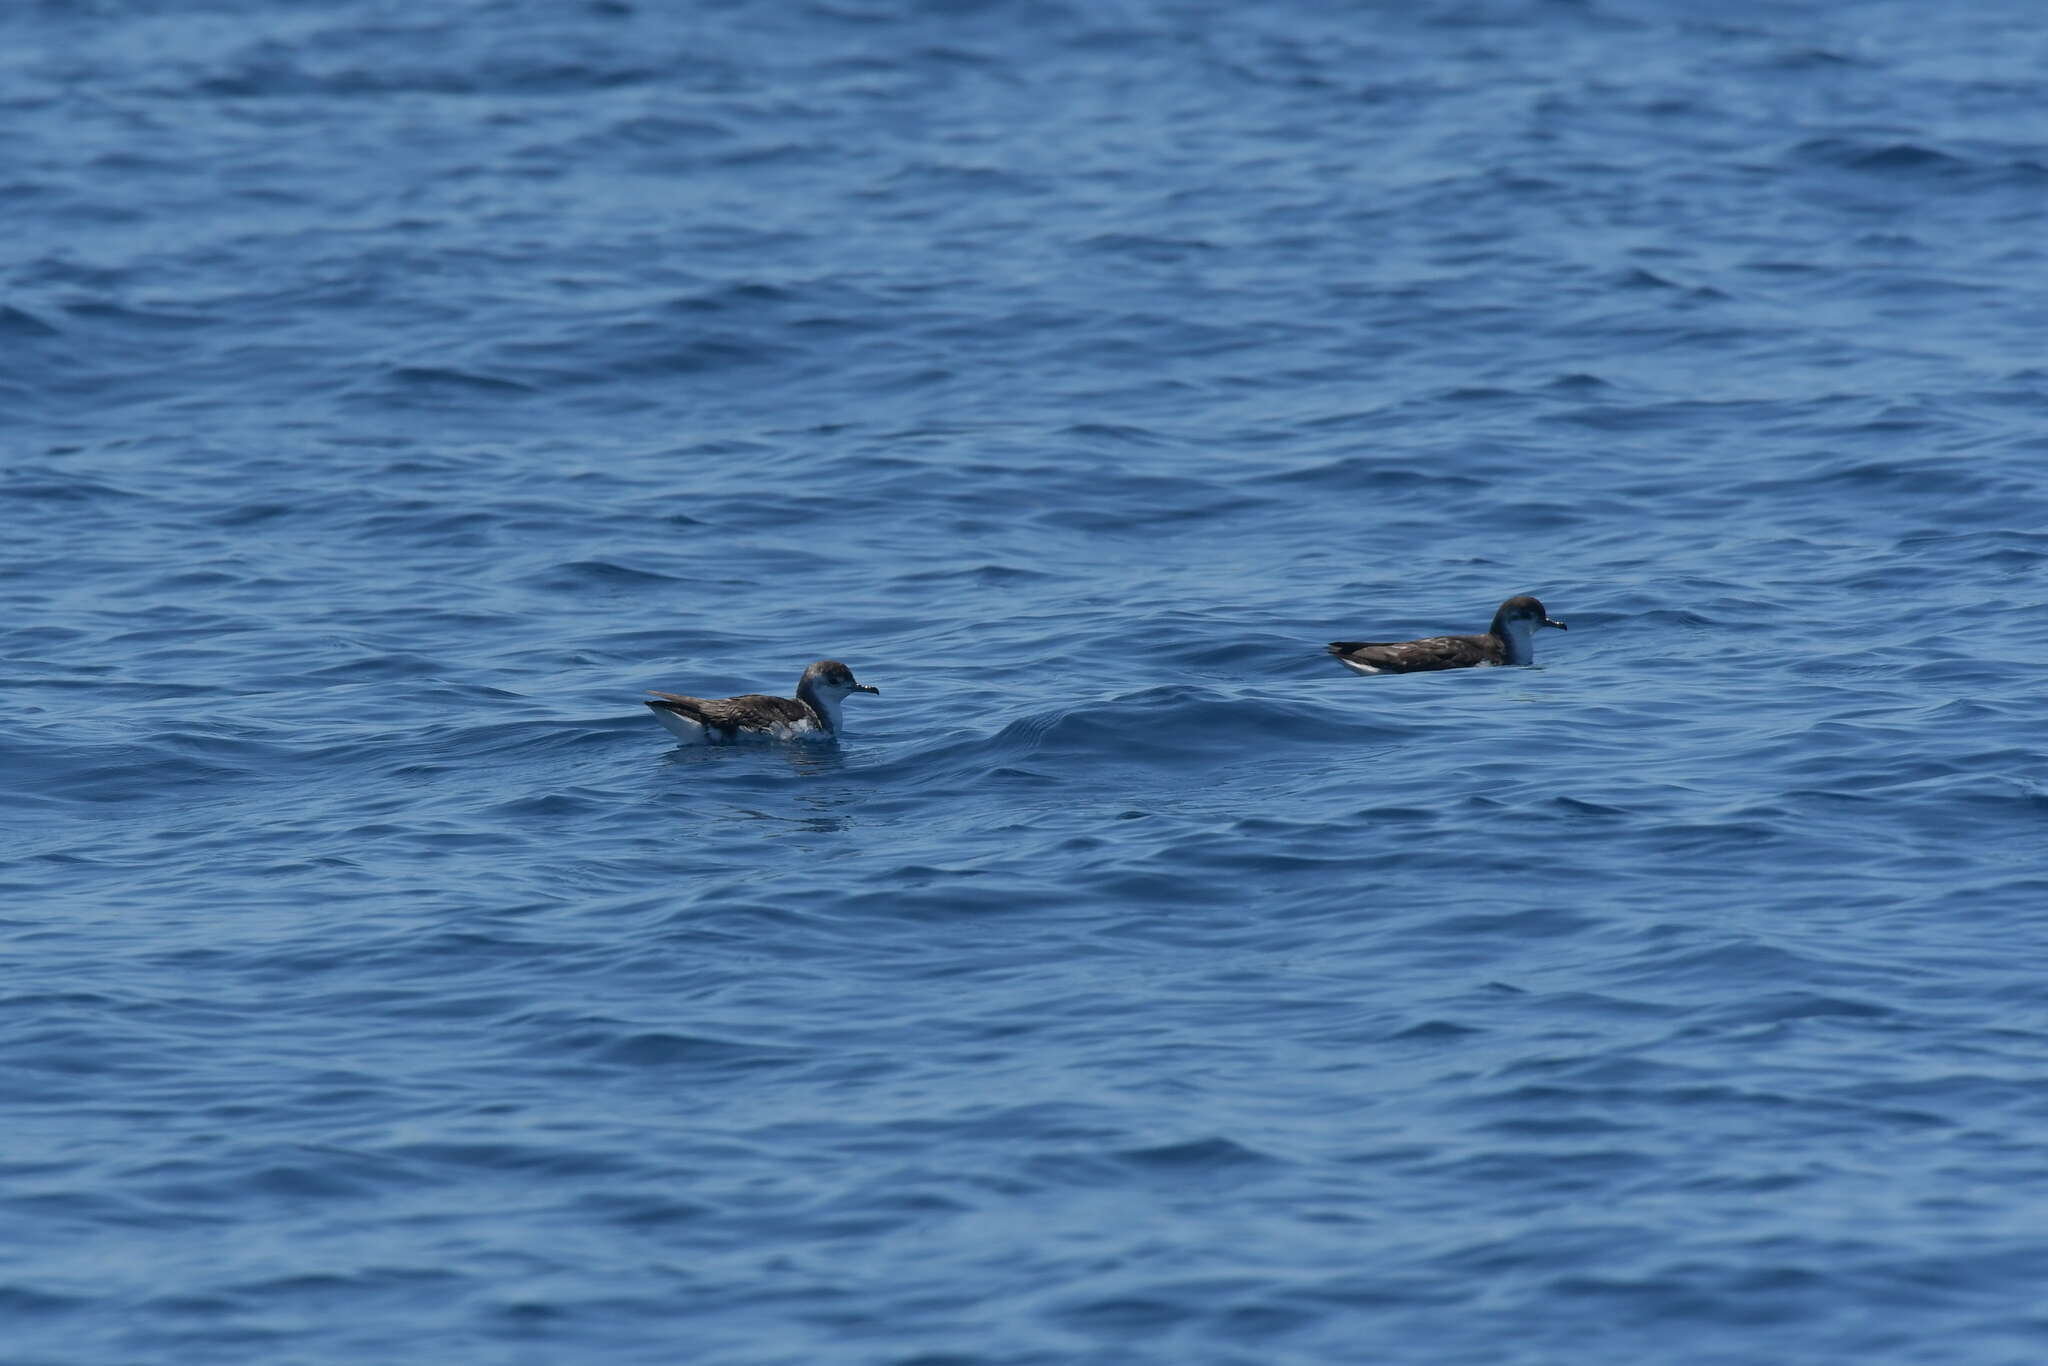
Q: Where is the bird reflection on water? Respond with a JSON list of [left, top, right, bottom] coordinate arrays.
[[655, 741, 859, 834]]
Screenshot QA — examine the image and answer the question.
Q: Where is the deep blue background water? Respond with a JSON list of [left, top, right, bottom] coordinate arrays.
[[7, 1, 2048, 1362]]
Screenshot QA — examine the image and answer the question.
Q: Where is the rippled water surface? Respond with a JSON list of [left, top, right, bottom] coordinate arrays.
[[8, 2, 2048, 1362]]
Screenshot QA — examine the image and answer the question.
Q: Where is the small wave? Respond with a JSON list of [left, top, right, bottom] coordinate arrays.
[[1116, 1136, 1279, 1172], [1076, 231, 1218, 261], [987, 687, 1403, 764], [521, 559, 680, 591], [62, 301, 212, 332], [1059, 421, 1170, 446], [0, 304, 60, 338], [1789, 137, 1970, 174], [589, 1030, 807, 1070], [381, 365, 536, 394], [1, 471, 142, 504], [1252, 456, 1486, 495]]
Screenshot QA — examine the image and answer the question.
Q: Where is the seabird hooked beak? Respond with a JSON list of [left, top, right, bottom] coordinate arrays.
[[853, 683, 881, 695], [1544, 616, 1567, 631]]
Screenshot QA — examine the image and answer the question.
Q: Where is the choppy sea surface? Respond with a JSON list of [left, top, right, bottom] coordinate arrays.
[[7, 2, 2048, 1362]]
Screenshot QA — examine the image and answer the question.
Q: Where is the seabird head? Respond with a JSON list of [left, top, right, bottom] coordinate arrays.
[[803, 659, 880, 697], [1497, 596, 1566, 634]]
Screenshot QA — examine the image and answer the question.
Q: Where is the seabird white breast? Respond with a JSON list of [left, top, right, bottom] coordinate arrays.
[[644, 659, 880, 744], [1328, 595, 1567, 675]]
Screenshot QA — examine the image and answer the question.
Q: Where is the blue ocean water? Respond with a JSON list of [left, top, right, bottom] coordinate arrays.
[[6, 0, 2048, 1361]]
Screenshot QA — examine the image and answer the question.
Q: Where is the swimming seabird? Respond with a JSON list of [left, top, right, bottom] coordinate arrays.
[[1328, 596, 1567, 674], [645, 659, 879, 743]]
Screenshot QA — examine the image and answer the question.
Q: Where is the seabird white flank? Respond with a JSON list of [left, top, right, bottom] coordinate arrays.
[[645, 659, 879, 743], [1328, 596, 1567, 675]]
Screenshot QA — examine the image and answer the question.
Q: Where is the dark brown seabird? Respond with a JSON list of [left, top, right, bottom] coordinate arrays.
[[1328, 595, 1567, 674], [645, 659, 880, 743]]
